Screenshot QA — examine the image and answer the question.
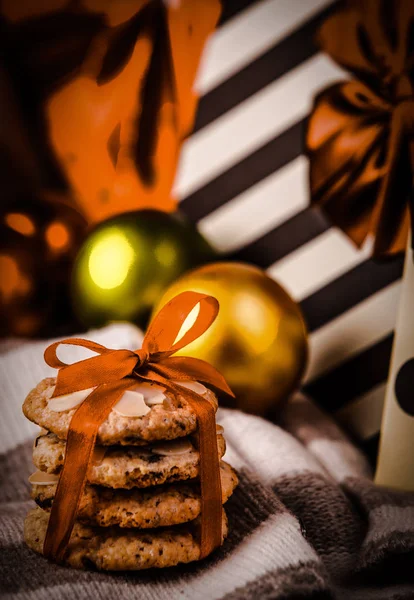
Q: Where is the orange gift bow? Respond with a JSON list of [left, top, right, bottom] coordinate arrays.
[[306, 0, 414, 256], [42, 291, 234, 563]]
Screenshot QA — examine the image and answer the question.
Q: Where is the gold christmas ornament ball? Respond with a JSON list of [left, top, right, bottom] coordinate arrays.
[[153, 262, 308, 415]]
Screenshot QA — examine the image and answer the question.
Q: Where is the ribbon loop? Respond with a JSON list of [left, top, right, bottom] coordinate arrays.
[[48, 347, 140, 397], [42, 291, 233, 564], [44, 338, 111, 369], [142, 292, 219, 357]]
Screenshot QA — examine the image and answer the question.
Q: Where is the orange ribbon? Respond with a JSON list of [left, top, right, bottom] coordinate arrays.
[[306, 0, 414, 257], [42, 291, 234, 563]]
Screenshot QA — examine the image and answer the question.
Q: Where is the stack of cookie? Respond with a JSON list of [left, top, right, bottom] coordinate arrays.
[[23, 377, 238, 570]]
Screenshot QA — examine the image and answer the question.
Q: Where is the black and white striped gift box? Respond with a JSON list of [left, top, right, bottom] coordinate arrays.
[[175, 0, 404, 462]]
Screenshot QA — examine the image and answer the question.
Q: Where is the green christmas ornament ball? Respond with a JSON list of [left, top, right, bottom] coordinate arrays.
[[71, 210, 216, 328]]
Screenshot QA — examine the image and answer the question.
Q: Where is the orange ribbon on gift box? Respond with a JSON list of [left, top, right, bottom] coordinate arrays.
[[42, 291, 234, 563], [306, 0, 414, 257]]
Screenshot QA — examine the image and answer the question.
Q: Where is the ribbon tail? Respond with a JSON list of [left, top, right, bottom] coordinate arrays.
[[194, 398, 223, 557], [167, 382, 223, 558], [43, 378, 136, 563]]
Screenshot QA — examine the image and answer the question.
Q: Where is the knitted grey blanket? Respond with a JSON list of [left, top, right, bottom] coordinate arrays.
[[2, 397, 414, 599], [1, 328, 413, 599]]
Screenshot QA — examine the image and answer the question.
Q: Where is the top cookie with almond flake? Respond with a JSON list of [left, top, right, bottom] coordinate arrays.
[[23, 377, 218, 446]]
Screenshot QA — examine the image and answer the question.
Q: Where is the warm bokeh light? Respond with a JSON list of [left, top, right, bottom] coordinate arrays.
[[45, 221, 71, 252], [88, 229, 134, 290], [5, 213, 36, 236], [0, 254, 31, 302]]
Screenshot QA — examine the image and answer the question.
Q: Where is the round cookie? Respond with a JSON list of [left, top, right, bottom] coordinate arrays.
[[23, 378, 218, 446], [24, 507, 228, 570], [32, 461, 238, 528], [33, 432, 226, 489]]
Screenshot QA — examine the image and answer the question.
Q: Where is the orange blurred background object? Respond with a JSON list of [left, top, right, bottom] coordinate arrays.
[[0, 194, 87, 337], [0, 0, 221, 336], [43, 0, 221, 222]]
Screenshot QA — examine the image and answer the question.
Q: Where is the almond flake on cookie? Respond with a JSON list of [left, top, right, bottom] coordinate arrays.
[[47, 387, 95, 412], [29, 471, 60, 485], [113, 390, 151, 417], [137, 383, 167, 406], [151, 438, 194, 456], [173, 380, 208, 395]]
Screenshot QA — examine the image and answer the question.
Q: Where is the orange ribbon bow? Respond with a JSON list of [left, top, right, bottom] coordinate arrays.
[[43, 291, 234, 563], [306, 0, 414, 257]]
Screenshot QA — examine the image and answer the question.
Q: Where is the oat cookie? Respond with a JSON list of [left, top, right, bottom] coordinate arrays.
[[24, 507, 228, 570], [33, 432, 226, 489], [32, 461, 238, 528], [23, 378, 218, 446]]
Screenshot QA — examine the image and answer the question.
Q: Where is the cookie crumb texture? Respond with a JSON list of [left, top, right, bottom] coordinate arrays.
[[23, 378, 218, 446], [32, 462, 238, 528], [32, 432, 226, 489], [24, 507, 228, 570]]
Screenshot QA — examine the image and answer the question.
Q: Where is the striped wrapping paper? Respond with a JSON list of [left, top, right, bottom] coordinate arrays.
[[174, 0, 405, 462]]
